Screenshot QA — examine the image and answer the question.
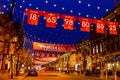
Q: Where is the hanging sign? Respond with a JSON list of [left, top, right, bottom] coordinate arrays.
[[52, 54, 55, 57], [93, 19, 106, 33], [25, 8, 119, 34], [78, 17, 92, 32], [25, 8, 42, 25], [61, 14, 76, 30], [33, 42, 76, 52], [46, 53, 50, 57], [36, 52, 40, 57], [57, 54, 60, 57], [41, 53, 45, 57], [44, 12, 60, 28], [107, 21, 118, 35]]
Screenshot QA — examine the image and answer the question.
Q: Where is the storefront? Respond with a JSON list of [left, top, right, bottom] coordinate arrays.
[[102, 52, 120, 77]]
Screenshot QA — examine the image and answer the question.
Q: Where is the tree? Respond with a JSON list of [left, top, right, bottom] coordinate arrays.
[[18, 49, 33, 70]]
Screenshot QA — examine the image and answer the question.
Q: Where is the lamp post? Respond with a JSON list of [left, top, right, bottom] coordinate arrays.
[[16, 48, 19, 76], [9, 37, 18, 79], [10, 54, 13, 79]]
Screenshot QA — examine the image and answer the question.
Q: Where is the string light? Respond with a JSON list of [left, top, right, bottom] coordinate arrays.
[[88, 4, 91, 7], [1, 0, 118, 45], [62, 7, 65, 10], [53, 4, 57, 7], [70, 10, 73, 13], [78, 12, 81, 15]]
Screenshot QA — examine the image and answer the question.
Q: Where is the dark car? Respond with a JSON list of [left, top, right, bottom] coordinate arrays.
[[28, 68, 38, 76]]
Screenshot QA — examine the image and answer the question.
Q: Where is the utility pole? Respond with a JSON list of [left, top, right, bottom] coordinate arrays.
[[10, 54, 13, 79], [10, 0, 15, 78]]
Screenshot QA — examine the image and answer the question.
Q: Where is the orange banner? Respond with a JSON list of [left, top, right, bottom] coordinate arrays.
[[33, 42, 76, 52]]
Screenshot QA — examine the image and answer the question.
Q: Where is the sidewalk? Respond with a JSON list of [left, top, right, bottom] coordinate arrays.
[[0, 70, 27, 80], [9, 73, 27, 80], [60, 71, 120, 80]]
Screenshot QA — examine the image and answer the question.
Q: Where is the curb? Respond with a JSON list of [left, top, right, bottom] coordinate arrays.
[[17, 73, 27, 80]]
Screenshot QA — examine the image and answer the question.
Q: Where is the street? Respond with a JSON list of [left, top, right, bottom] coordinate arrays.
[[0, 70, 27, 80], [23, 71, 103, 80], [0, 70, 8, 80], [0, 70, 120, 80]]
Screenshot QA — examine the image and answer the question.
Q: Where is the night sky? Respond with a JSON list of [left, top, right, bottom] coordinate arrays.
[[1, 0, 120, 46]]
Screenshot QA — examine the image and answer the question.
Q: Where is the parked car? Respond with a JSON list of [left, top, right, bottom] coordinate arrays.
[[28, 68, 38, 76]]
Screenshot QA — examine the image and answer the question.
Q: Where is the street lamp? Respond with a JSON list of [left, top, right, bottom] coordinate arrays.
[[1, 35, 17, 79], [9, 36, 18, 79]]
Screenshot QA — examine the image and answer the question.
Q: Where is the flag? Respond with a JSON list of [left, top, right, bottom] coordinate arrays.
[[44, 12, 60, 28], [93, 19, 106, 33], [41, 53, 45, 57], [78, 17, 92, 32], [57, 54, 60, 57], [61, 14, 76, 30], [107, 21, 118, 35], [46, 53, 50, 57], [36, 52, 40, 57], [52, 54, 55, 57], [25, 8, 42, 25]]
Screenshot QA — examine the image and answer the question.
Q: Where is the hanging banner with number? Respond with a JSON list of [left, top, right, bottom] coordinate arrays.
[[25, 8, 119, 33], [61, 14, 76, 30], [78, 17, 92, 32], [93, 19, 106, 33], [25, 8, 42, 25], [44, 12, 60, 28], [107, 21, 118, 35]]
